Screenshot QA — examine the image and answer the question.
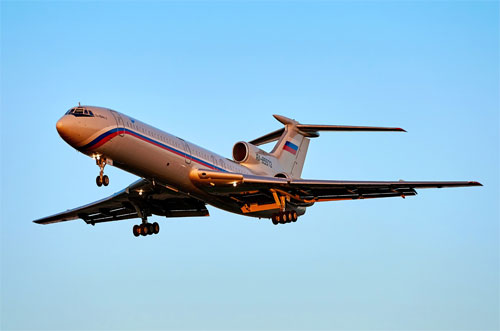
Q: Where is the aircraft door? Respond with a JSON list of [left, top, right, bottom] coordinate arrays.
[[210, 155, 217, 169], [110, 111, 125, 137], [179, 139, 191, 164], [116, 115, 125, 137]]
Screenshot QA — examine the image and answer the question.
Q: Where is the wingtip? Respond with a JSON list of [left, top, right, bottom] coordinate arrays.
[[397, 128, 407, 132], [470, 181, 483, 186]]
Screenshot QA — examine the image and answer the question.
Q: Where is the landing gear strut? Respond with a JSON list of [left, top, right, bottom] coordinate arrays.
[[272, 211, 298, 225], [95, 156, 109, 187]]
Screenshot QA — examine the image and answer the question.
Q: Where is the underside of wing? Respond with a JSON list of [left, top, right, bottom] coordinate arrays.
[[288, 179, 482, 201], [190, 169, 481, 215], [34, 179, 209, 225]]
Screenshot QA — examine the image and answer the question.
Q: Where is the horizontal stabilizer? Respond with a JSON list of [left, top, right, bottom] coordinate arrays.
[[296, 124, 406, 133], [249, 114, 405, 146], [249, 128, 285, 146]]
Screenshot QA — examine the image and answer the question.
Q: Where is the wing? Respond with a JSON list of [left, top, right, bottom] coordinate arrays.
[[34, 179, 209, 225], [190, 169, 481, 214]]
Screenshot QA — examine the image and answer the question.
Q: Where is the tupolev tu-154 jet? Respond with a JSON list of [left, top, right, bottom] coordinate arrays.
[[34, 105, 482, 237]]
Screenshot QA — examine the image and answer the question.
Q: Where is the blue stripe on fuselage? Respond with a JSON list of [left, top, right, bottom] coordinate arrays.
[[80, 127, 227, 172]]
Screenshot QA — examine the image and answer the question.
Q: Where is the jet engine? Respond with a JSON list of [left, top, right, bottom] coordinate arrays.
[[232, 141, 281, 175]]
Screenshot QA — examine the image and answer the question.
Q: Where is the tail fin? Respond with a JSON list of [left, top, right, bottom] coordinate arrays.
[[249, 115, 405, 179]]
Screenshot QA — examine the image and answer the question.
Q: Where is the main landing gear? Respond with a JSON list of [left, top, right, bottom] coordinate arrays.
[[95, 156, 109, 187], [131, 205, 159, 237], [133, 222, 160, 237], [272, 211, 298, 225]]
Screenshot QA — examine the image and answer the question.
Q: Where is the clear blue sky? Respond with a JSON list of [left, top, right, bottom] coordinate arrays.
[[1, 1, 498, 330]]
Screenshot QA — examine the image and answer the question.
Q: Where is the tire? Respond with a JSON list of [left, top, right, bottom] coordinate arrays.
[[141, 224, 149, 236], [148, 223, 154, 235], [272, 215, 279, 225], [292, 211, 298, 222], [153, 222, 160, 234], [96, 176, 102, 187], [280, 212, 287, 224], [103, 175, 109, 186], [133, 225, 140, 237]]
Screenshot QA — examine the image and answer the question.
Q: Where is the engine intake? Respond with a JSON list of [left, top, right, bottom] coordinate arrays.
[[232, 141, 283, 175], [233, 142, 249, 163]]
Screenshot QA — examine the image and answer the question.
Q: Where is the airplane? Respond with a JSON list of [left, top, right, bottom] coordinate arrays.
[[34, 105, 482, 237]]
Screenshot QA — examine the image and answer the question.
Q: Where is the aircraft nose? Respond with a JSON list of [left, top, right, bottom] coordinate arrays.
[[56, 116, 66, 135], [56, 115, 86, 147], [56, 116, 73, 140]]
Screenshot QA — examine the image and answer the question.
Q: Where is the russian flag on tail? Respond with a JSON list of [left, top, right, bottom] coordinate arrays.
[[283, 141, 298, 155]]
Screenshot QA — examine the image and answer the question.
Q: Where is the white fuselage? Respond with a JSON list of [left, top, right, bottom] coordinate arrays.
[[56, 106, 270, 216]]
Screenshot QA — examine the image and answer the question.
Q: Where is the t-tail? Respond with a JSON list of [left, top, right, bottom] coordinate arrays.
[[248, 115, 406, 178]]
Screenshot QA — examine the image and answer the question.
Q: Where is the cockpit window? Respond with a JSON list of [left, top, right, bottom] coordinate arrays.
[[66, 107, 95, 118]]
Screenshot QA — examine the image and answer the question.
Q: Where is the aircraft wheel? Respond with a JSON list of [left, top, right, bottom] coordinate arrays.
[[96, 176, 102, 187], [102, 175, 109, 186], [141, 224, 149, 236], [148, 223, 155, 235], [153, 222, 160, 234], [133, 225, 140, 237], [272, 215, 279, 225]]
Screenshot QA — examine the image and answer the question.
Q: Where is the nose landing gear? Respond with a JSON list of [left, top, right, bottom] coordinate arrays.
[[96, 175, 109, 187], [95, 156, 109, 187], [271, 211, 298, 225]]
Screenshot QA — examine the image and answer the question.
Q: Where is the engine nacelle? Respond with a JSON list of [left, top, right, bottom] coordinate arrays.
[[232, 141, 281, 175]]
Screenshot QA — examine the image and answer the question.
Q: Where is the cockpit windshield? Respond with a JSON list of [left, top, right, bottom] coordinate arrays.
[[66, 107, 95, 117]]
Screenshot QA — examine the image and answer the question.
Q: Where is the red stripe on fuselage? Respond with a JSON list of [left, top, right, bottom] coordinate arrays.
[[86, 129, 218, 170], [90, 131, 121, 149]]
